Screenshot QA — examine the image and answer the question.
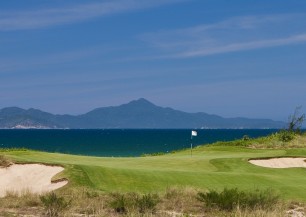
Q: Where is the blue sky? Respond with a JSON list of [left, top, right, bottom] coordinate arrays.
[[0, 0, 305, 122]]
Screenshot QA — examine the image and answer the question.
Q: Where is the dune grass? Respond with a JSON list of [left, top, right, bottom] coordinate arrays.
[[1, 133, 306, 202], [0, 155, 12, 168]]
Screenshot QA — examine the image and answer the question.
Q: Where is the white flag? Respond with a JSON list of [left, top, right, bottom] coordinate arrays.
[[191, 130, 197, 136]]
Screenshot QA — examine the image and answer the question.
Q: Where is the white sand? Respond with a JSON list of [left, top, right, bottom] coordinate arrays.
[[249, 158, 306, 168], [0, 164, 68, 197]]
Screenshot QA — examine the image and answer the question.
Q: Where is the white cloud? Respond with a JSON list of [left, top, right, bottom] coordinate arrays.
[[140, 14, 306, 58], [0, 0, 184, 31], [176, 34, 306, 57]]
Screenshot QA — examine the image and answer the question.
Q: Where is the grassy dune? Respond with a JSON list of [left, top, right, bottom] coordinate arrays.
[[2, 133, 306, 202]]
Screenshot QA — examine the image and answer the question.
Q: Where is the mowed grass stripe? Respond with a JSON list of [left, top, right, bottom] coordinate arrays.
[[2, 144, 306, 201]]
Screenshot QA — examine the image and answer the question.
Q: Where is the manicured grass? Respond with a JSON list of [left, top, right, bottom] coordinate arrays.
[[2, 134, 306, 201]]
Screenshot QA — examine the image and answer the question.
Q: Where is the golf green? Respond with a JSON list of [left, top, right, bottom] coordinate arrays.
[[2, 143, 306, 201]]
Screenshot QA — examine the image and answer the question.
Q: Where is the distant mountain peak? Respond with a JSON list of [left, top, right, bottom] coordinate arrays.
[[124, 98, 156, 107]]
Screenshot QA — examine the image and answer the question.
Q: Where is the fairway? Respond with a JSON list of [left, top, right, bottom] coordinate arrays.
[[2, 143, 306, 201]]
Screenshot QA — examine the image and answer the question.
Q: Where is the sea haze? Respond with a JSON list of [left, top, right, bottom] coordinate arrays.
[[0, 129, 278, 157]]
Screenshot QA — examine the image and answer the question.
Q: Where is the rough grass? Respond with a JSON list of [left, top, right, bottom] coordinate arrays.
[[0, 155, 12, 168], [0, 187, 295, 216], [226, 205, 288, 217], [197, 188, 280, 211], [1, 133, 306, 215], [161, 187, 203, 215], [211, 131, 306, 149], [0, 191, 42, 216]]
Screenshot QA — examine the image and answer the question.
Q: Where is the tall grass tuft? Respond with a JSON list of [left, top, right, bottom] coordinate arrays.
[[61, 188, 109, 216], [109, 193, 127, 213], [0, 155, 12, 168], [136, 193, 159, 214], [40, 192, 70, 217], [109, 192, 159, 214], [162, 187, 202, 215], [197, 188, 280, 211]]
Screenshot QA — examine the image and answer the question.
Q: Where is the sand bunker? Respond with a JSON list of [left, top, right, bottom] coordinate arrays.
[[0, 164, 68, 197], [249, 158, 306, 168]]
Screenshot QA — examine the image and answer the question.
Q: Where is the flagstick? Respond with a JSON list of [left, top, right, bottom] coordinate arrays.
[[190, 130, 197, 157], [191, 134, 193, 157]]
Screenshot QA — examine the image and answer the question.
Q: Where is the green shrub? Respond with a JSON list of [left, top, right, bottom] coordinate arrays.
[[109, 192, 159, 214], [197, 188, 240, 211], [242, 135, 250, 141], [141, 152, 166, 157], [136, 193, 159, 213], [277, 130, 295, 142], [197, 188, 279, 211], [109, 193, 127, 213], [241, 188, 279, 210], [40, 192, 70, 217]]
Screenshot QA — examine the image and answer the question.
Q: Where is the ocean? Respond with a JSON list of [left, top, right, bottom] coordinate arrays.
[[0, 129, 278, 157]]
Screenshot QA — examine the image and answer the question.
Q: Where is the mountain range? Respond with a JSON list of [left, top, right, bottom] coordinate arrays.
[[0, 98, 285, 129]]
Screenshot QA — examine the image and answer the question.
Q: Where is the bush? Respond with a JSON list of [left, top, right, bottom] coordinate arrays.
[[197, 188, 279, 211], [109, 192, 159, 214], [242, 135, 250, 141], [241, 188, 279, 210], [40, 192, 70, 217], [0, 155, 12, 168], [109, 193, 127, 213], [197, 188, 240, 211], [277, 130, 295, 142], [136, 193, 159, 213], [141, 152, 166, 157]]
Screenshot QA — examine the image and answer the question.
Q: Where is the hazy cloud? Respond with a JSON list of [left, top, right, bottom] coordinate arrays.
[[140, 14, 306, 58], [0, 0, 184, 31], [176, 34, 306, 57]]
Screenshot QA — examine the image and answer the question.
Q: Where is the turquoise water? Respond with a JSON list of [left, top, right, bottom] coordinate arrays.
[[0, 129, 278, 157]]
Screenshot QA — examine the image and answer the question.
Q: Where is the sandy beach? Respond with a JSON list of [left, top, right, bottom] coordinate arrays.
[[249, 158, 306, 168], [0, 164, 68, 197]]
